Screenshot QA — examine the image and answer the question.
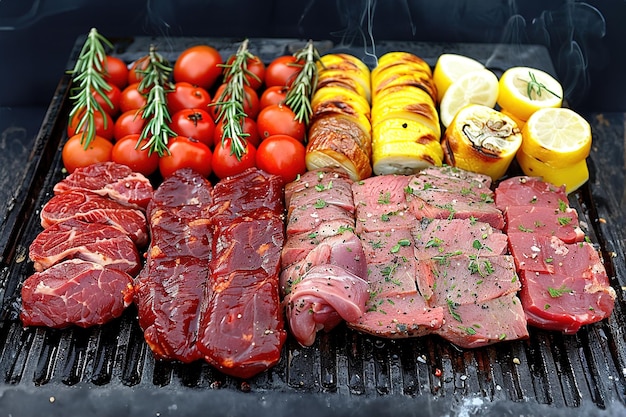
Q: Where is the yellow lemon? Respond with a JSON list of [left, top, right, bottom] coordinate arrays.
[[439, 68, 499, 128], [433, 53, 485, 103], [515, 148, 589, 194], [520, 107, 592, 168], [497, 66, 563, 121]]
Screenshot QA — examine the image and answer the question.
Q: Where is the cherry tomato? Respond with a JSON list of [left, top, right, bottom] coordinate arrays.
[[111, 134, 160, 176], [214, 117, 260, 148], [103, 55, 129, 90], [265, 55, 303, 88], [114, 109, 147, 141], [211, 138, 257, 179], [120, 83, 148, 113], [127, 56, 150, 85], [68, 108, 114, 141], [260, 85, 289, 109], [62, 134, 113, 173], [256, 134, 306, 183], [256, 104, 306, 142], [159, 136, 213, 178], [169, 108, 216, 148], [173, 45, 223, 90], [166, 82, 212, 115], [92, 84, 121, 116], [225, 54, 266, 91], [210, 84, 260, 120]]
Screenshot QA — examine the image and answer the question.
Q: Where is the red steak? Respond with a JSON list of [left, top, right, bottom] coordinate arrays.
[[53, 162, 154, 209], [21, 259, 134, 328], [40, 190, 149, 246], [29, 218, 140, 275], [135, 168, 213, 363]]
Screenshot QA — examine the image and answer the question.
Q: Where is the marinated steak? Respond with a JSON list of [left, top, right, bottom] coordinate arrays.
[[29, 218, 141, 275], [53, 162, 154, 209], [135, 168, 213, 363], [21, 259, 134, 328], [198, 168, 287, 378], [40, 189, 149, 246]]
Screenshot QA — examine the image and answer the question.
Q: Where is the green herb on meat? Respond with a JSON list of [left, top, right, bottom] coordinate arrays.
[[447, 299, 462, 322], [378, 191, 391, 205], [313, 199, 327, 209], [557, 216, 572, 226], [548, 285, 573, 298]]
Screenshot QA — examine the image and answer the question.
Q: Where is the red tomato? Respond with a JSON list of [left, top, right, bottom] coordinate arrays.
[[210, 84, 260, 120], [169, 108, 216, 148], [166, 82, 212, 115], [159, 136, 213, 178], [260, 85, 289, 109], [114, 109, 147, 141], [62, 134, 113, 173], [111, 134, 160, 176], [173, 45, 223, 90], [127, 56, 150, 85], [92, 84, 121, 116], [256, 104, 306, 142], [103, 55, 129, 90], [256, 134, 306, 183], [265, 55, 303, 88], [214, 116, 260, 148], [211, 138, 257, 179], [68, 108, 114, 141], [225, 54, 266, 91], [120, 83, 148, 113]]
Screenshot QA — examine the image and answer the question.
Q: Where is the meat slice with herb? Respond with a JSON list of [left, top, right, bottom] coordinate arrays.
[[53, 161, 154, 210], [416, 253, 528, 348], [40, 190, 149, 246], [504, 204, 585, 244], [494, 175, 568, 213], [281, 169, 369, 347], [352, 174, 414, 234], [412, 218, 508, 260], [507, 233, 615, 333], [21, 259, 134, 329], [406, 167, 504, 230], [29, 218, 141, 275]]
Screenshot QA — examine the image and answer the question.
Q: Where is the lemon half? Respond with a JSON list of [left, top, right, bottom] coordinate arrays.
[[433, 54, 485, 103], [439, 68, 499, 128]]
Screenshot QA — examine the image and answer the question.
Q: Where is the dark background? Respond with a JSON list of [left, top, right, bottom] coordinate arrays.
[[0, 0, 624, 112]]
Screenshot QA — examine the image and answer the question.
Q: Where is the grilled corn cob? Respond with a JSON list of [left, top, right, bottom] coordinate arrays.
[[306, 54, 373, 180], [370, 52, 443, 175]]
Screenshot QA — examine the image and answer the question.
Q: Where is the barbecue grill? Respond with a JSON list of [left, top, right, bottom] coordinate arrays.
[[1, 1, 625, 416]]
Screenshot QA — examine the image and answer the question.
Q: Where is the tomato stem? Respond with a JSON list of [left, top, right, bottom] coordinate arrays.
[[67, 28, 114, 149]]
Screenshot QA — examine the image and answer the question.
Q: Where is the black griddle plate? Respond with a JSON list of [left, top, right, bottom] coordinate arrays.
[[0, 37, 624, 417]]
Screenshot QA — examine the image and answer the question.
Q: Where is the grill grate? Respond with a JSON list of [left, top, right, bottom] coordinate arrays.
[[0, 37, 624, 416]]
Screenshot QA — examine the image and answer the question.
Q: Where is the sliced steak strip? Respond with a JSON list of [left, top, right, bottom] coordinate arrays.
[[53, 162, 154, 210], [29, 218, 140, 275], [507, 233, 615, 333], [494, 175, 568, 213], [198, 168, 287, 378], [135, 168, 213, 363], [21, 259, 134, 328], [406, 167, 504, 230], [412, 218, 508, 260], [504, 205, 585, 244], [40, 190, 148, 246]]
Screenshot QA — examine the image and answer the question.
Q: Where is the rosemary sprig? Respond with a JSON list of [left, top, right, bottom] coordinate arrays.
[[213, 39, 253, 160], [137, 45, 177, 156], [526, 71, 562, 100], [67, 28, 113, 149], [284, 40, 321, 125]]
